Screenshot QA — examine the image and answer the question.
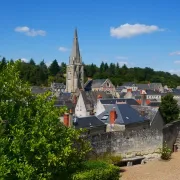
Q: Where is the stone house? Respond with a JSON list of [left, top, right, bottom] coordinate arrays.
[[96, 104, 150, 132], [95, 98, 139, 116], [50, 82, 66, 97], [62, 113, 106, 135], [84, 78, 116, 96], [131, 105, 165, 131], [75, 91, 113, 117]]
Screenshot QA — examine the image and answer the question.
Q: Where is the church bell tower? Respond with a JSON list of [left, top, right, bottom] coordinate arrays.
[[66, 29, 84, 93]]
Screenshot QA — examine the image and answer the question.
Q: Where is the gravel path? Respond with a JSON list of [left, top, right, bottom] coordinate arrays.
[[121, 152, 180, 180]]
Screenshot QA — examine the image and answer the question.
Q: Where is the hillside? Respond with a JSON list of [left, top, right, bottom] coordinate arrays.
[[1, 57, 180, 88]]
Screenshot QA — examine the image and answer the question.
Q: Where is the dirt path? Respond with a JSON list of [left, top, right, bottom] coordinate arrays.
[[121, 152, 180, 180]]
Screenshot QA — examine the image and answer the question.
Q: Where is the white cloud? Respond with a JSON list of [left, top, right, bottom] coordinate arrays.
[[15, 26, 46, 36], [18, 58, 28, 62], [169, 69, 180, 76], [174, 60, 180, 64], [169, 51, 180, 56], [116, 56, 128, 60], [58, 46, 69, 52], [110, 23, 164, 38]]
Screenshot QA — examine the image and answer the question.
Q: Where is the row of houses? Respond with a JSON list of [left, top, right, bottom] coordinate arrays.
[[30, 78, 180, 135]]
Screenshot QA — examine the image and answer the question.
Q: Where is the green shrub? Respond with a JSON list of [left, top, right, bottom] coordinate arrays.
[[82, 160, 108, 170], [160, 143, 172, 160], [72, 161, 120, 180], [94, 152, 122, 165], [108, 155, 122, 165]]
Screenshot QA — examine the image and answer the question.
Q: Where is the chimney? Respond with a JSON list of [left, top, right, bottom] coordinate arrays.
[[63, 113, 70, 127], [127, 88, 132, 93], [69, 109, 73, 114], [110, 107, 117, 124], [140, 90, 147, 106], [73, 95, 77, 104], [97, 94, 102, 99]]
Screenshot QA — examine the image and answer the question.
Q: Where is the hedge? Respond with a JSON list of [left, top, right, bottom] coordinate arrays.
[[72, 161, 120, 180]]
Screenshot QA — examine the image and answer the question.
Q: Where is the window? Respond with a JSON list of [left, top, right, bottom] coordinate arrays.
[[101, 115, 109, 120]]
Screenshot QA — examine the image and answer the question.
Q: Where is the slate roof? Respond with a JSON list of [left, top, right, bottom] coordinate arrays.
[[84, 79, 93, 91], [122, 82, 135, 86], [31, 86, 50, 94], [131, 105, 159, 123], [119, 92, 126, 98], [54, 93, 75, 112], [100, 98, 139, 105], [172, 89, 180, 95], [91, 79, 106, 88], [59, 93, 71, 101], [131, 91, 141, 96], [148, 102, 161, 107], [97, 104, 148, 125], [136, 84, 150, 90], [150, 83, 163, 89], [51, 83, 66, 89], [146, 90, 161, 95], [81, 91, 113, 111], [73, 116, 106, 129]]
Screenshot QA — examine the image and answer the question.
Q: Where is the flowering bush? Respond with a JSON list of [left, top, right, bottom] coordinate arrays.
[[160, 143, 172, 160]]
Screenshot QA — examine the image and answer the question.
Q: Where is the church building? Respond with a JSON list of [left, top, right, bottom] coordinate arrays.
[[66, 29, 84, 93]]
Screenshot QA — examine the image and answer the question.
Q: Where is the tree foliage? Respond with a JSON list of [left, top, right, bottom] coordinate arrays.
[[0, 61, 91, 179], [159, 93, 180, 123], [1, 58, 180, 87]]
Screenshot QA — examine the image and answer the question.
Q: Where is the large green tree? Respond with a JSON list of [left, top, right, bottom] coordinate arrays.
[[0, 61, 91, 179], [159, 93, 180, 124], [49, 59, 60, 76]]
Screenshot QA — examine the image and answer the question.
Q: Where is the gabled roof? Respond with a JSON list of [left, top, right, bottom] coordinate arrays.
[[150, 83, 163, 89], [100, 98, 139, 105], [73, 116, 106, 129], [97, 104, 148, 125], [131, 105, 159, 123], [81, 91, 113, 111], [91, 79, 107, 88]]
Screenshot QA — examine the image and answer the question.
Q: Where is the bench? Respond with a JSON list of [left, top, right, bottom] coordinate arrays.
[[121, 156, 145, 166]]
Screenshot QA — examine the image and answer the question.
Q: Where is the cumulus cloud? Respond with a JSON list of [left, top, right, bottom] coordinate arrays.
[[110, 23, 164, 38], [58, 46, 69, 52], [169, 51, 180, 56], [174, 60, 180, 64], [15, 26, 46, 36]]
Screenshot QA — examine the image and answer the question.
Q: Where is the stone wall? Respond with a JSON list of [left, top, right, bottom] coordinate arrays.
[[88, 129, 163, 158], [163, 120, 180, 150]]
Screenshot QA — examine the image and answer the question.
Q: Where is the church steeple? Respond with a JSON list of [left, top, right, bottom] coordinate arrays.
[[70, 28, 81, 64], [66, 29, 84, 93]]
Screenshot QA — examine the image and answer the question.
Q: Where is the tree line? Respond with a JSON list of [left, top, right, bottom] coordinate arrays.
[[1, 57, 180, 88]]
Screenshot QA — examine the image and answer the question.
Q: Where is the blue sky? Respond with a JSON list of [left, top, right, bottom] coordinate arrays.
[[1, 0, 180, 74]]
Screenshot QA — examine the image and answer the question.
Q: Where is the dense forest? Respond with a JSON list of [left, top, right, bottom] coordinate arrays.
[[1, 57, 180, 88]]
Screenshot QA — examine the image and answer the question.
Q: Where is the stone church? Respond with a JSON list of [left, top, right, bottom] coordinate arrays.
[[66, 29, 84, 93]]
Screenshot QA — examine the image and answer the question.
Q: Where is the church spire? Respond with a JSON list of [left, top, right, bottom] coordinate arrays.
[[70, 28, 81, 64]]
